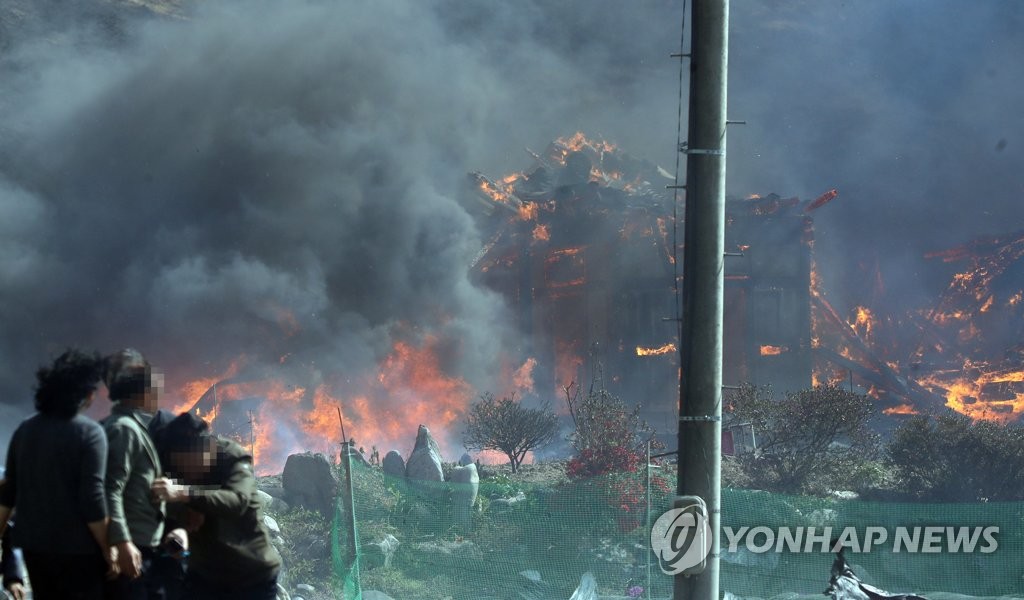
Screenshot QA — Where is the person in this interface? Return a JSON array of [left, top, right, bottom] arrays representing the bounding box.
[[0, 349, 114, 600], [102, 348, 186, 600], [151, 413, 280, 600], [0, 477, 26, 600]]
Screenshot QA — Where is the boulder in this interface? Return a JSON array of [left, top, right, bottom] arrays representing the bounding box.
[[382, 450, 406, 479], [449, 463, 479, 525], [282, 452, 337, 515], [405, 425, 444, 483], [458, 452, 474, 466], [491, 491, 527, 509], [363, 534, 400, 570], [256, 490, 274, 510], [263, 515, 281, 536], [342, 442, 372, 468], [412, 539, 483, 560]]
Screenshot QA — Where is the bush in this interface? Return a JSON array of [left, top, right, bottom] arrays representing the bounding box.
[[888, 414, 1024, 501], [564, 384, 658, 477], [727, 383, 881, 494], [561, 383, 668, 532]]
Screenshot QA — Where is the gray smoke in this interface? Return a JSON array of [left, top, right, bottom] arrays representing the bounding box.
[[2, 0, 1022, 454]]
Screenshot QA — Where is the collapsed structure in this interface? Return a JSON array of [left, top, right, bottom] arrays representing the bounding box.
[[464, 133, 1024, 427], [464, 133, 823, 426]]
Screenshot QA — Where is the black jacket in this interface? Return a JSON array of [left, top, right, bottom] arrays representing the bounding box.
[[177, 438, 281, 586]]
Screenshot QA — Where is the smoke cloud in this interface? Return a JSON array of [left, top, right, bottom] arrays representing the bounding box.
[[1, 0, 1022, 455]]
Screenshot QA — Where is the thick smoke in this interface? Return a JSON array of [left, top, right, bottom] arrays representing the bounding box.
[[2, 0, 1022, 454]]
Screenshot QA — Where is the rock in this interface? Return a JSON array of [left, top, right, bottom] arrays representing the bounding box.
[[362, 592, 397, 600], [259, 483, 286, 499], [263, 515, 281, 536], [491, 491, 527, 509], [343, 443, 371, 468], [382, 450, 406, 479], [449, 463, 479, 525], [412, 539, 483, 560], [405, 425, 444, 483], [282, 452, 338, 515], [363, 534, 400, 570], [404, 502, 434, 526], [806, 508, 838, 527], [256, 489, 273, 508], [296, 583, 315, 593], [458, 452, 474, 466], [569, 572, 597, 600]]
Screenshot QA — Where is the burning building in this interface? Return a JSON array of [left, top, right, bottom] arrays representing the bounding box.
[[172, 134, 1023, 475], [466, 133, 821, 426]]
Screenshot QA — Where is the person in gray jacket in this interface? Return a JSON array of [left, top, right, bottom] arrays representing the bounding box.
[[102, 349, 184, 600]]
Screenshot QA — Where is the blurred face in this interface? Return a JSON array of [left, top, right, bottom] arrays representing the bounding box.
[[168, 436, 217, 482], [141, 370, 164, 413]]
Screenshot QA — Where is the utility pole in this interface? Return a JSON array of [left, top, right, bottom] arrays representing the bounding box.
[[676, 0, 728, 599]]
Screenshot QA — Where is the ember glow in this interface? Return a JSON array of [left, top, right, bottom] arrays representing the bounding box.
[[759, 345, 789, 356]]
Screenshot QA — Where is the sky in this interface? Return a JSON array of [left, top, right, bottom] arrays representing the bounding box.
[[1, 0, 1022, 452]]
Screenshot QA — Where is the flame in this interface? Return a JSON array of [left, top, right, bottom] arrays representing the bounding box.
[[171, 358, 245, 415], [478, 178, 510, 203], [167, 336, 500, 475], [519, 202, 538, 221], [532, 223, 550, 242], [636, 343, 674, 357], [556, 132, 617, 156], [918, 365, 1024, 423], [882, 404, 919, 416], [759, 345, 788, 356], [512, 358, 537, 395], [848, 306, 877, 341]]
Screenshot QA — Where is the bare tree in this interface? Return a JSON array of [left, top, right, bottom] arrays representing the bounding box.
[[464, 393, 559, 474]]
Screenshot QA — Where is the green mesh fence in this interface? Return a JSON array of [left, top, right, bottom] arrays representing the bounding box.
[[330, 461, 1024, 600]]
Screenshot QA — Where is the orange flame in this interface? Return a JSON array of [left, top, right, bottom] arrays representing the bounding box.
[[848, 306, 877, 341], [918, 365, 1024, 423], [759, 345, 788, 356], [882, 404, 919, 416], [636, 343, 675, 357]]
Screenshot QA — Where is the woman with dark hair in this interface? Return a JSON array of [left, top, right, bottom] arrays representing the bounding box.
[[0, 349, 115, 600]]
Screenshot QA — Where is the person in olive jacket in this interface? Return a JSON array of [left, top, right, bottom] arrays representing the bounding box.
[[151, 413, 280, 600], [102, 348, 187, 600]]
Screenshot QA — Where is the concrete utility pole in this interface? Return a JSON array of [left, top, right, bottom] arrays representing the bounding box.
[[676, 0, 728, 599]]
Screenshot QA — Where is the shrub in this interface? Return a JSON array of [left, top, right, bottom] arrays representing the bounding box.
[[564, 383, 658, 478], [727, 383, 881, 494], [888, 414, 1024, 501]]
